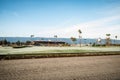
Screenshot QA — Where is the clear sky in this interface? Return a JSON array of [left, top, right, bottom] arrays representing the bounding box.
[[0, 0, 120, 39]]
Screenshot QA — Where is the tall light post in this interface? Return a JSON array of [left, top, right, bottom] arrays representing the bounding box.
[[106, 34, 111, 46], [115, 35, 117, 45], [84, 39, 87, 46], [78, 29, 82, 47], [54, 35, 57, 46]]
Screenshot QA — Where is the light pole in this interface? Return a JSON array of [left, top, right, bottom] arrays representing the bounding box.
[[115, 35, 117, 45], [84, 39, 87, 46], [54, 35, 57, 46], [106, 34, 111, 46], [78, 29, 82, 47]]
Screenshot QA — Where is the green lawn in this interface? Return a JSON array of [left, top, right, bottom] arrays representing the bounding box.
[[0, 46, 120, 60], [0, 46, 120, 55]]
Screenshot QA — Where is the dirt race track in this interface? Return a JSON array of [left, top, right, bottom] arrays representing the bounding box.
[[0, 55, 120, 80]]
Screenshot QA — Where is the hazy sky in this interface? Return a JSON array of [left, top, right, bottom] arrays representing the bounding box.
[[0, 0, 120, 39]]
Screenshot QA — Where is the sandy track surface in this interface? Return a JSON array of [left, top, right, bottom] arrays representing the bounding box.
[[0, 55, 120, 80]]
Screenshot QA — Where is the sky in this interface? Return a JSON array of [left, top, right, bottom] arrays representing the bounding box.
[[0, 0, 120, 39]]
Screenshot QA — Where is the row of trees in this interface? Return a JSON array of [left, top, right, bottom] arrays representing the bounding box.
[[0, 39, 10, 46], [0, 39, 32, 46]]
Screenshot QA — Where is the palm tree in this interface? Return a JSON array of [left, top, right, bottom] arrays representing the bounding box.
[[97, 38, 102, 46], [54, 35, 57, 39], [106, 34, 111, 46], [78, 29, 82, 47], [70, 37, 77, 45], [78, 29, 82, 34], [106, 34, 110, 37], [30, 35, 34, 38], [30, 35, 34, 42]]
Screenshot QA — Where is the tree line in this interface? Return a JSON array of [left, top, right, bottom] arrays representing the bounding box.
[[0, 39, 32, 46]]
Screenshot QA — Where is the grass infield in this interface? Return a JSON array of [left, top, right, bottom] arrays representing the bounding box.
[[0, 46, 120, 60]]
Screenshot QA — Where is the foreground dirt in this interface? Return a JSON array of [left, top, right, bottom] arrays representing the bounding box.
[[0, 55, 120, 80]]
